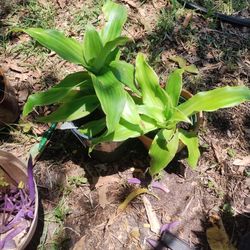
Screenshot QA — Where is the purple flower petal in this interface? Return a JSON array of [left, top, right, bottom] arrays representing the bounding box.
[[146, 238, 159, 248], [128, 178, 141, 185], [0, 222, 28, 250], [0, 157, 36, 248], [160, 221, 180, 234], [1, 239, 16, 249], [27, 156, 35, 201], [152, 181, 170, 194]]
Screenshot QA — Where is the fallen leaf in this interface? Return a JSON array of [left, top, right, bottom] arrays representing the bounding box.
[[73, 235, 85, 250], [206, 212, 236, 250], [233, 156, 250, 166], [9, 64, 25, 73], [130, 227, 140, 241], [183, 12, 193, 28], [4, 59, 28, 74], [169, 56, 187, 68], [15, 73, 30, 82], [122, 0, 137, 8], [57, 0, 67, 9], [18, 89, 29, 103], [95, 175, 120, 189], [184, 64, 199, 74], [142, 196, 161, 234], [211, 141, 226, 164], [117, 188, 148, 213], [98, 185, 109, 209]]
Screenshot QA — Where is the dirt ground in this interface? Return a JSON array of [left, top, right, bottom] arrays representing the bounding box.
[[0, 0, 250, 249]]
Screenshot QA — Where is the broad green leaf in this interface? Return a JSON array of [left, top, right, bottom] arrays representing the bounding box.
[[92, 119, 141, 144], [92, 115, 156, 144], [122, 93, 142, 126], [78, 118, 106, 138], [23, 72, 90, 116], [178, 86, 250, 117], [94, 36, 130, 71], [103, 48, 120, 68], [178, 129, 200, 168], [83, 25, 103, 65], [135, 53, 159, 105], [38, 94, 99, 122], [78, 80, 95, 94], [103, 37, 130, 55], [135, 53, 173, 117], [114, 50, 121, 61], [184, 64, 199, 74], [171, 108, 192, 124], [169, 55, 187, 68], [137, 105, 166, 126], [149, 129, 179, 176], [91, 70, 126, 132], [22, 28, 85, 65], [100, 1, 127, 44], [109, 60, 140, 95], [165, 69, 184, 106]]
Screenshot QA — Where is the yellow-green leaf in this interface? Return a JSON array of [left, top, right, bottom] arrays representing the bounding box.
[[165, 69, 184, 106], [169, 55, 187, 68], [23, 72, 90, 116], [184, 64, 199, 74], [22, 28, 85, 65], [83, 25, 103, 66], [100, 1, 128, 44], [135, 53, 173, 118], [78, 118, 106, 138], [178, 129, 200, 168], [117, 188, 149, 213], [38, 94, 99, 122], [149, 129, 179, 176], [91, 70, 126, 133], [178, 86, 250, 117]]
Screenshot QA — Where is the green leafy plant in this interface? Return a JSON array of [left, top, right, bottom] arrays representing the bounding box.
[[134, 53, 250, 176], [85, 52, 250, 176], [21, 1, 140, 138], [21, 1, 250, 178]]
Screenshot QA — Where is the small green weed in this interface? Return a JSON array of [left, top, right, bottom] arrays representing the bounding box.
[[17, 0, 56, 29], [227, 148, 236, 158], [53, 199, 69, 223], [69, 2, 102, 35], [196, 0, 250, 15], [7, 40, 49, 64], [207, 179, 224, 197], [50, 227, 70, 250], [68, 176, 87, 187], [1, 0, 56, 60], [157, 5, 184, 34], [222, 203, 234, 216]]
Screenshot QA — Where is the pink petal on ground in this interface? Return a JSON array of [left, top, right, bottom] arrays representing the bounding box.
[[127, 178, 141, 184], [160, 221, 180, 234], [152, 181, 170, 193], [146, 238, 159, 248]]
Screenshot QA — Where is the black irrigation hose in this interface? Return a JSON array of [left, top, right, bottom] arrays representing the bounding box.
[[177, 0, 250, 27]]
